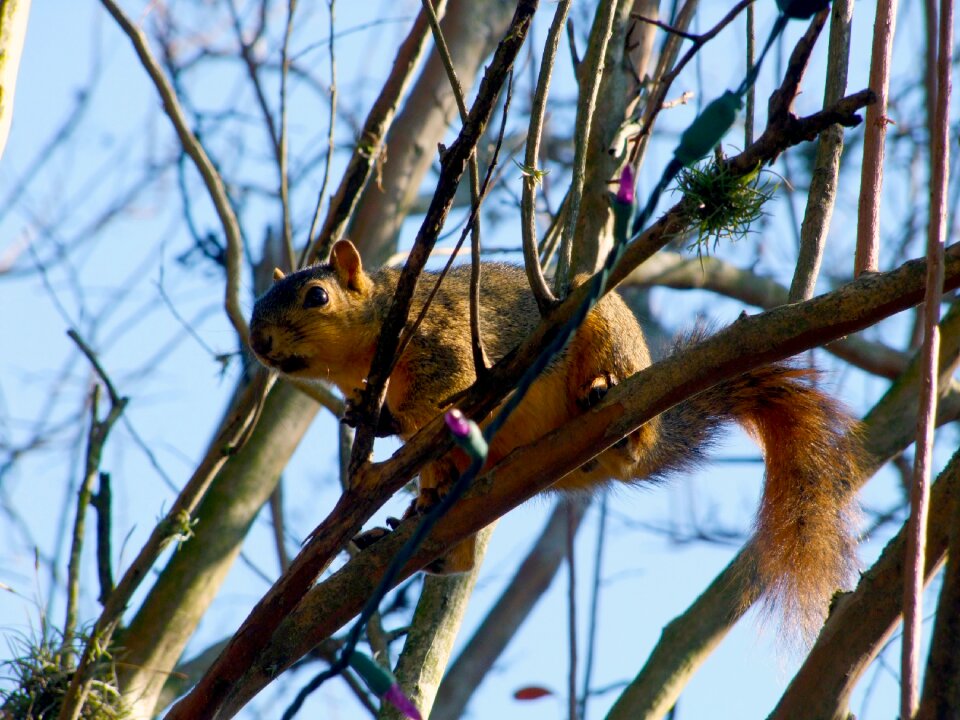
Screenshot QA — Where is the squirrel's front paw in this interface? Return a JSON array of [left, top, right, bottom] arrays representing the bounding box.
[[414, 487, 442, 514], [352, 526, 390, 550], [351, 516, 403, 551], [341, 398, 364, 429]]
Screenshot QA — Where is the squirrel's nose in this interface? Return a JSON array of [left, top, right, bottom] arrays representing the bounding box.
[[250, 327, 273, 357]]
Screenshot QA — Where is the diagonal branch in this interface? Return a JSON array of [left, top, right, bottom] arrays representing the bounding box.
[[345, 0, 538, 476], [625, 250, 908, 379], [99, 0, 248, 346], [215, 245, 960, 718], [163, 6, 539, 719], [167, 72, 874, 720]]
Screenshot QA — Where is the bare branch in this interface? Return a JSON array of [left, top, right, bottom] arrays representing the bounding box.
[[99, 0, 249, 347], [217, 247, 960, 718], [854, 0, 898, 276], [902, 0, 951, 711], [788, 0, 854, 302], [519, 0, 568, 313], [302, 1, 447, 265]]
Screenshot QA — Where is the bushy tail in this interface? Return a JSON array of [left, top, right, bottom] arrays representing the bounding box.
[[658, 362, 863, 641]]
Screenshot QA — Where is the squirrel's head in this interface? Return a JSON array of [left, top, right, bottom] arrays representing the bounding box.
[[249, 239, 377, 384]]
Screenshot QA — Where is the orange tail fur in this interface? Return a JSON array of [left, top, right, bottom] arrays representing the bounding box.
[[658, 363, 863, 640]]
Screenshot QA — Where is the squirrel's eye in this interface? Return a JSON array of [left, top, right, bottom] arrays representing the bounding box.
[[303, 286, 329, 309]]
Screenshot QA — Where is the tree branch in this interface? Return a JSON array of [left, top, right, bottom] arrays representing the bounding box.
[[216, 246, 960, 718], [167, 72, 875, 720], [625, 250, 908, 379], [431, 497, 590, 720], [99, 0, 249, 346], [163, 6, 540, 719], [604, 299, 960, 720]]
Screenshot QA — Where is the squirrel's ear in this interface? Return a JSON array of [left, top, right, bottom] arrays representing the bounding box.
[[272, 268, 286, 282], [330, 240, 369, 292]]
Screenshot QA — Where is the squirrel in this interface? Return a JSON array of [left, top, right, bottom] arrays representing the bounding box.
[[249, 239, 862, 638]]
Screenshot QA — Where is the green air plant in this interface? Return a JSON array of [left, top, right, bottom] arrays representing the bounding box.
[[0, 631, 127, 719], [674, 153, 777, 257]]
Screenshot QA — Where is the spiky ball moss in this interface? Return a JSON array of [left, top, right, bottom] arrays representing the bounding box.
[[674, 152, 777, 256], [1, 635, 126, 719]]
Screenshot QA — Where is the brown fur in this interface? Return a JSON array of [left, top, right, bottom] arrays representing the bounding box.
[[249, 240, 863, 639]]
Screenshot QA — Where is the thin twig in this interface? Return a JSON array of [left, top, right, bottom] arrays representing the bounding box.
[[225, 0, 295, 271], [301, 1, 442, 265], [344, 1, 537, 480], [902, 0, 950, 714], [854, 0, 898, 276], [304, 0, 338, 262], [390, 91, 510, 375], [554, 0, 619, 295], [100, 0, 248, 346], [278, 0, 299, 270], [61, 332, 128, 675], [579, 494, 607, 720], [520, 0, 568, 314], [420, 0, 489, 376], [566, 502, 578, 720], [62, 385, 100, 666], [631, 13, 698, 41], [629, 0, 750, 166]]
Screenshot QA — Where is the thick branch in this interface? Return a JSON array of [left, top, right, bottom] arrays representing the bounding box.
[[216, 247, 960, 717], [163, 7, 539, 719], [167, 78, 875, 720], [626, 250, 908, 379], [378, 528, 492, 720], [603, 299, 960, 720], [432, 497, 590, 720]]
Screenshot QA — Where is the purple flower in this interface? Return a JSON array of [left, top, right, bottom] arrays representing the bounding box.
[[444, 408, 471, 439], [617, 165, 635, 204], [383, 684, 422, 720]]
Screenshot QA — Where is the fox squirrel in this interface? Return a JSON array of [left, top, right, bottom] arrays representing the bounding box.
[[249, 239, 862, 637]]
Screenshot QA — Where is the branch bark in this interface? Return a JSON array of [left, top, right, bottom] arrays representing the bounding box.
[[603, 299, 960, 720], [116, 380, 317, 720], [377, 528, 492, 720], [214, 247, 960, 718], [432, 497, 590, 720], [626, 250, 908, 379], [164, 6, 540, 719], [854, 0, 899, 275], [788, 0, 854, 301], [99, 0, 248, 346]]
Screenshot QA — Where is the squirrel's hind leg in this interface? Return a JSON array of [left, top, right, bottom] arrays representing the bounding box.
[[417, 454, 481, 575], [551, 371, 662, 492]]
